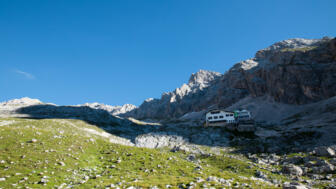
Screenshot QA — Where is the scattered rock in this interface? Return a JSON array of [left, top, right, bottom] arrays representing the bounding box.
[[187, 154, 196, 161], [255, 170, 268, 179], [195, 177, 204, 183], [312, 162, 335, 174], [283, 182, 308, 189]]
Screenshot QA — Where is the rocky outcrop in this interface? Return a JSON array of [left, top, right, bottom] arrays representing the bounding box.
[[126, 37, 336, 120], [134, 132, 188, 148]]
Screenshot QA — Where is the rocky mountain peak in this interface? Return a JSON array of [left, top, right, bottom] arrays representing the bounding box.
[[81, 102, 137, 116], [0, 97, 43, 107], [166, 70, 222, 102], [264, 38, 320, 51], [233, 58, 259, 71], [188, 69, 222, 86], [255, 37, 334, 59]]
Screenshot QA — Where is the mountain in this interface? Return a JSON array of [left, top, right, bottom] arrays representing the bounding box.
[[125, 70, 223, 119], [81, 102, 137, 116], [1, 38, 336, 189], [126, 37, 336, 120], [0, 97, 134, 126], [0, 97, 44, 115]]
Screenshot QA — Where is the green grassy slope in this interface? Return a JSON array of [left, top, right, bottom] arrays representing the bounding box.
[[0, 118, 282, 188]]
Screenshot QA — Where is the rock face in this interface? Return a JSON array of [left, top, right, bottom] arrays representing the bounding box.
[[126, 37, 336, 120], [236, 37, 336, 105], [125, 70, 222, 119]]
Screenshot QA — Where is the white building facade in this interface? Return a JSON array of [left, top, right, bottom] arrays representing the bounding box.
[[205, 110, 236, 126]]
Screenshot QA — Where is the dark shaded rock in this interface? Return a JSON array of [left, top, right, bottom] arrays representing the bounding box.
[[282, 164, 303, 176], [314, 146, 335, 157]]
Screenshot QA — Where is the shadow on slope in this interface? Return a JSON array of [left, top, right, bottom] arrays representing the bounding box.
[[16, 100, 336, 155], [14, 104, 237, 149], [15, 104, 156, 142]]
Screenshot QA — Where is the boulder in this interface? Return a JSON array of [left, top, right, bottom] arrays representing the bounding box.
[[314, 146, 335, 157], [282, 164, 303, 176], [312, 163, 335, 174]]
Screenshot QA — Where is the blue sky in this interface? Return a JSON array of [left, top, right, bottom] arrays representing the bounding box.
[[0, 0, 335, 106]]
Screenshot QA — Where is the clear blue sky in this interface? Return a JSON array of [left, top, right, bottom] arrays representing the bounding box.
[[0, 0, 335, 106]]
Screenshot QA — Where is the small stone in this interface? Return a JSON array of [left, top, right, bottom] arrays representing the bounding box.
[[0, 178, 5, 181], [22, 177, 28, 181], [30, 139, 38, 143], [187, 154, 196, 161], [255, 170, 268, 179], [206, 176, 218, 182], [195, 177, 204, 183], [58, 162, 65, 166], [93, 175, 101, 179], [108, 184, 116, 188]]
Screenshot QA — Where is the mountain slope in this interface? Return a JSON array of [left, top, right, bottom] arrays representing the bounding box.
[[126, 37, 336, 120], [0, 117, 285, 188]]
